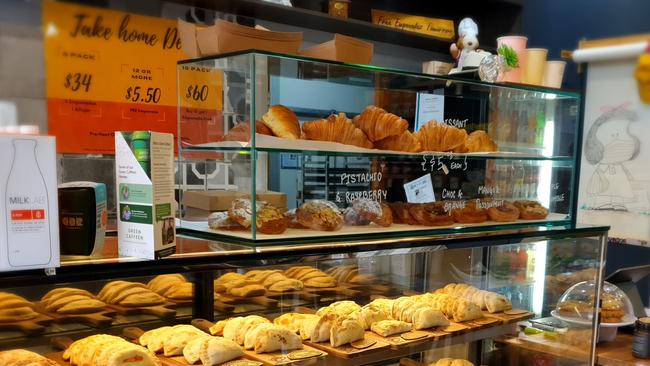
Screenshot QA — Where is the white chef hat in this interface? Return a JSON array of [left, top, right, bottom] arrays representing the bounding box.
[[458, 18, 478, 38]]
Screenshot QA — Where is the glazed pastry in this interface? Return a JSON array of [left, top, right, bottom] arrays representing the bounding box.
[[256, 204, 288, 234], [329, 315, 365, 347], [183, 336, 243, 365], [351, 198, 393, 227], [450, 201, 488, 224], [416, 120, 468, 152], [0, 349, 59, 366], [513, 200, 549, 220], [302, 112, 373, 149], [148, 274, 193, 301], [310, 313, 337, 342], [254, 325, 303, 353], [98, 281, 166, 307], [408, 203, 455, 226], [370, 319, 412, 337], [374, 130, 422, 152], [262, 105, 301, 139], [63, 334, 160, 366], [316, 300, 361, 317], [464, 130, 497, 153], [487, 202, 520, 222], [223, 121, 274, 142], [283, 208, 304, 229], [208, 212, 245, 231], [352, 105, 409, 142], [388, 202, 419, 225], [295, 200, 344, 231]]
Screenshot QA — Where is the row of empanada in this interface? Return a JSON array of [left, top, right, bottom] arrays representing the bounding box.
[[208, 315, 304, 353], [64, 334, 160, 366], [413, 292, 483, 322], [0, 292, 39, 322], [0, 349, 58, 366]]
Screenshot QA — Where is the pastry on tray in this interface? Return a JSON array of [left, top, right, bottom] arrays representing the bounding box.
[[97, 281, 166, 307], [41, 287, 106, 314], [316, 300, 360, 317], [374, 130, 422, 152], [245, 322, 274, 350], [329, 315, 365, 347], [388, 202, 419, 225], [343, 207, 371, 226], [308, 313, 337, 343], [140, 324, 208, 356], [326, 265, 376, 285], [408, 203, 455, 226], [0, 349, 59, 366], [208, 212, 246, 231], [450, 201, 488, 224], [370, 319, 412, 337], [223, 121, 274, 142], [256, 204, 288, 234], [262, 105, 301, 139], [284, 266, 337, 288], [302, 112, 373, 149], [416, 120, 468, 153], [0, 292, 38, 322], [274, 313, 320, 334], [226, 199, 287, 234], [63, 334, 160, 366], [351, 303, 390, 330], [184, 336, 243, 365], [352, 105, 409, 142], [486, 201, 520, 222], [430, 359, 474, 366], [513, 200, 549, 220], [350, 198, 393, 227], [463, 130, 497, 153], [295, 200, 344, 232], [254, 325, 303, 353], [600, 293, 625, 323], [148, 274, 193, 301]]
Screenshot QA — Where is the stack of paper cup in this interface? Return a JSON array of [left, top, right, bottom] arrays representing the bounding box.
[[523, 48, 548, 85], [496, 36, 528, 82], [542, 61, 566, 88]]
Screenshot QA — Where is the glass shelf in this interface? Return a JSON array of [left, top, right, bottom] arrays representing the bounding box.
[[177, 50, 581, 242]]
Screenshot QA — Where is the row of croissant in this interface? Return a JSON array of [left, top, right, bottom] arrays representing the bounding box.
[[224, 105, 498, 153]]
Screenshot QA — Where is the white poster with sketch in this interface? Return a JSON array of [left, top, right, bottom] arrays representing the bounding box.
[[577, 53, 650, 243]]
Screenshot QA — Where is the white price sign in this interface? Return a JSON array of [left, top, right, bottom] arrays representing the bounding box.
[[403, 174, 436, 203]]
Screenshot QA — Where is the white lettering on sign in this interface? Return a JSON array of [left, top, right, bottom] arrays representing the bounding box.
[[444, 118, 468, 128], [336, 190, 388, 203], [340, 172, 383, 184], [478, 185, 500, 195]]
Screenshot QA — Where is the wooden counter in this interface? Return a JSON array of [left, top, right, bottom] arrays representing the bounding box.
[[597, 334, 650, 366]]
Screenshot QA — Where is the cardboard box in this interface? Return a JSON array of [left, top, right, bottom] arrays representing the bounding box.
[[183, 190, 288, 212], [300, 34, 374, 64], [115, 131, 175, 260], [179, 19, 303, 58], [0, 135, 60, 271], [423, 61, 453, 75]]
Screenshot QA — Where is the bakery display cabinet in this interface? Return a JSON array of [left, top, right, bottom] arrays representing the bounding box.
[[177, 51, 581, 242], [0, 226, 607, 365]]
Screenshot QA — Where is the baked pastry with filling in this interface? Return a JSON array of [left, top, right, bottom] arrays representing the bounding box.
[[329, 315, 364, 347], [254, 325, 303, 353], [223, 121, 274, 142], [486, 202, 520, 222], [262, 105, 301, 139], [0, 349, 59, 366], [351, 198, 393, 227], [295, 200, 344, 231], [370, 319, 412, 337], [513, 200, 549, 220], [352, 105, 409, 142], [408, 203, 455, 226], [374, 130, 421, 152], [416, 120, 468, 152], [450, 201, 488, 224], [464, 130, 497, 152]]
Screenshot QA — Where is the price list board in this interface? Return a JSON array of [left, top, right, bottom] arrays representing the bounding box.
[[43, 1, 223, 154]]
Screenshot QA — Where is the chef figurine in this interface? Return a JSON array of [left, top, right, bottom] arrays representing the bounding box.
[[450, 18, 480, 68]]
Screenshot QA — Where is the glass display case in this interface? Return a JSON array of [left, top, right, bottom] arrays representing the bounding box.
[[176, 51, 580, 242], [0, 227, 607, 365]]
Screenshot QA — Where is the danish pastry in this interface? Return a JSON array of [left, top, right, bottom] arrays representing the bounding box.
[[408, 203, 455, 226], [514, 200, 549, 220], [261, 105, 301, 139], [487, 202, 520, 222], [256, 204, 288, 234], [208, 212, 245, 231], [450, 201, 488, 224], [374, 130, 422, 152], [464, 130, 497, 153], [296, 200, 344, 231], [228, 198, 258, 229], [388, 202, 419, 225], [352, 105, 409, 142], [302, 113, 373, 149], [351, 199, 393, 227], [344, 207, 371, 226], [416, 120, 468, 152]]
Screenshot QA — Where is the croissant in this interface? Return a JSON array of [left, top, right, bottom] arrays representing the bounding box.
[[223, 121, 274, 142], [302, 113, 373, 149], [464, 130, 498, 152], [416, 120, 468, 152], [374, 130, 422, 152], [352, 105, 409, 141]]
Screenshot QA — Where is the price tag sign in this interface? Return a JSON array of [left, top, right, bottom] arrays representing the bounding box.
[[43, 1, 213, 153], [178, 65, 224, 147], [404, 174, 436, 203]]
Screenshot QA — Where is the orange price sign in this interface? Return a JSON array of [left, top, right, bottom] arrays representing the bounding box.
[[178, 64, 224, 148]]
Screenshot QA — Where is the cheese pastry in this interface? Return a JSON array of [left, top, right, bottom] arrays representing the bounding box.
[[329, 315, 364, 347], [254, 325, 303, 354], [371, 319, 412, 337]]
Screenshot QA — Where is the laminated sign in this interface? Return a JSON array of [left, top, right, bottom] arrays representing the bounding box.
[[42, 1, 223, 153]]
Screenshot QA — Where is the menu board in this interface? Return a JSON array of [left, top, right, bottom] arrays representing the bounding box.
[[43, 1, 222, 153]]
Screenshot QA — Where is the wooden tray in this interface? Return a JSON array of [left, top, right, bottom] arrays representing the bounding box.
[[0, 312, 53, 335], [365, 330, 434, 350], [483, 309, 534, 324], [107, 302, 177, 319], [33, 302, 116, 328], [215, 300, 237, 313], [192, 319, 327, 366], [305, 334, 390, 358], [216, 293, 279, 308]]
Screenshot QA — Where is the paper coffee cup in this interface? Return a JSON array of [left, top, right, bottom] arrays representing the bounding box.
[[542, 61, 566, 88], [523, 48, 548, 85]]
